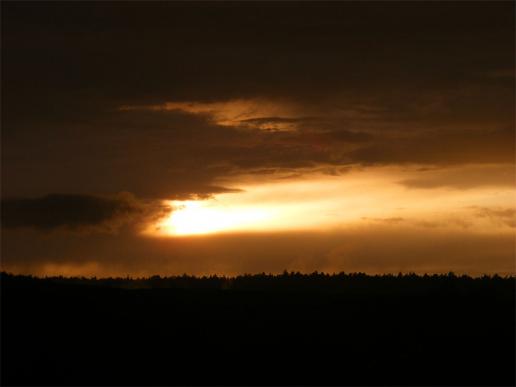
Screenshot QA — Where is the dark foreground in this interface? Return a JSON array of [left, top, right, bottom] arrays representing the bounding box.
[[1, 272, 514, 386]]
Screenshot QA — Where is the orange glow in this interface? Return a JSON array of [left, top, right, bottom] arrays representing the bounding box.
[[144, 165, 516, 237], [156, 200, 272, 236], [119, 99, 300, 131]]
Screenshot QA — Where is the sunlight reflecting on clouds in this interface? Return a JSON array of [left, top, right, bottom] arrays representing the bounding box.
[[145, 165, 516, 237]]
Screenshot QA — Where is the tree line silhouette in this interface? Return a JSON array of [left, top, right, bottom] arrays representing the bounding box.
[[2, 270, 512, 292], [1, 271, 514, 386]]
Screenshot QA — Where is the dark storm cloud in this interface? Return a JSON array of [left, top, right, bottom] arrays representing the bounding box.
[[1, 193, 166, 233], [2, 109, 251, 198], [4, 1, 513, 103], [3, 1, 513, 108], [3, 103, 513, 200], [1, 106, 376, 198], [2, 1, 514, 199]]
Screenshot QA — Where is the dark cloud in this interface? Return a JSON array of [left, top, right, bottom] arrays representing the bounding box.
[[486, 68, 515, 79], [1, 193, 167, 233], [2, 109, 248, 198], [2, 2, 514, 199], [1, 107, 371, 198], [348, 127, 515, 166], [3, 2, 513, 104], [4, 104, 513, 200]]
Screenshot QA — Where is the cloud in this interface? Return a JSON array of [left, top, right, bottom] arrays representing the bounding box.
[[323, 228, 515, 275], [119, 100, 301, 130], [324, 130, 372, 143], [3, 1, 514, 200], [348, 127, 515, 166], [361, 217, 405, 224], [471, 207, 516, 228], [239, 117, 315, 125], [398, 164, 515, 189], [238, 116, 317, 132], [1, 193, 168, 233], [2, 227, 514, 277], [486, 68, 515, 79], [361, 216, 474, 230]]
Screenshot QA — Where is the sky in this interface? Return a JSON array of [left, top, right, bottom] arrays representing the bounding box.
[[1, 1, 515, 277]]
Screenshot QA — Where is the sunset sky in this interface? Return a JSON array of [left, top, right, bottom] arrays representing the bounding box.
[[1, 1, 514, 277]]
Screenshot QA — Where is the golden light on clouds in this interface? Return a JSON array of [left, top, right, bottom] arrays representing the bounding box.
[[119, 99, 301, 131], [145, 165, 516, 237]]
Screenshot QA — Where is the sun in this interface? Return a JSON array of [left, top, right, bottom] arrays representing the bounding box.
[[156, 200, 271, 236]]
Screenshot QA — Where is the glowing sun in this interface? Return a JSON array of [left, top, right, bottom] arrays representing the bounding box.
[[156, 200, 271, 236], [143, 167, 516, 238]]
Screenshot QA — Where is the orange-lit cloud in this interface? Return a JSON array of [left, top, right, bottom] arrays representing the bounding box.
[[119, 99, 302, 131], [143, 165, 515, 237]]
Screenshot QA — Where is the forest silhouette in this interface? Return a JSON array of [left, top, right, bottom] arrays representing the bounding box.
[[1, 271, 514, 385]]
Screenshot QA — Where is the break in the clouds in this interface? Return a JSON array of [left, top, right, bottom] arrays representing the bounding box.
[[1, 1, 514, 276]]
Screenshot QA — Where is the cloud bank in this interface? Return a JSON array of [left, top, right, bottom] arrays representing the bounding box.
[[1, 193, 167, 233]]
